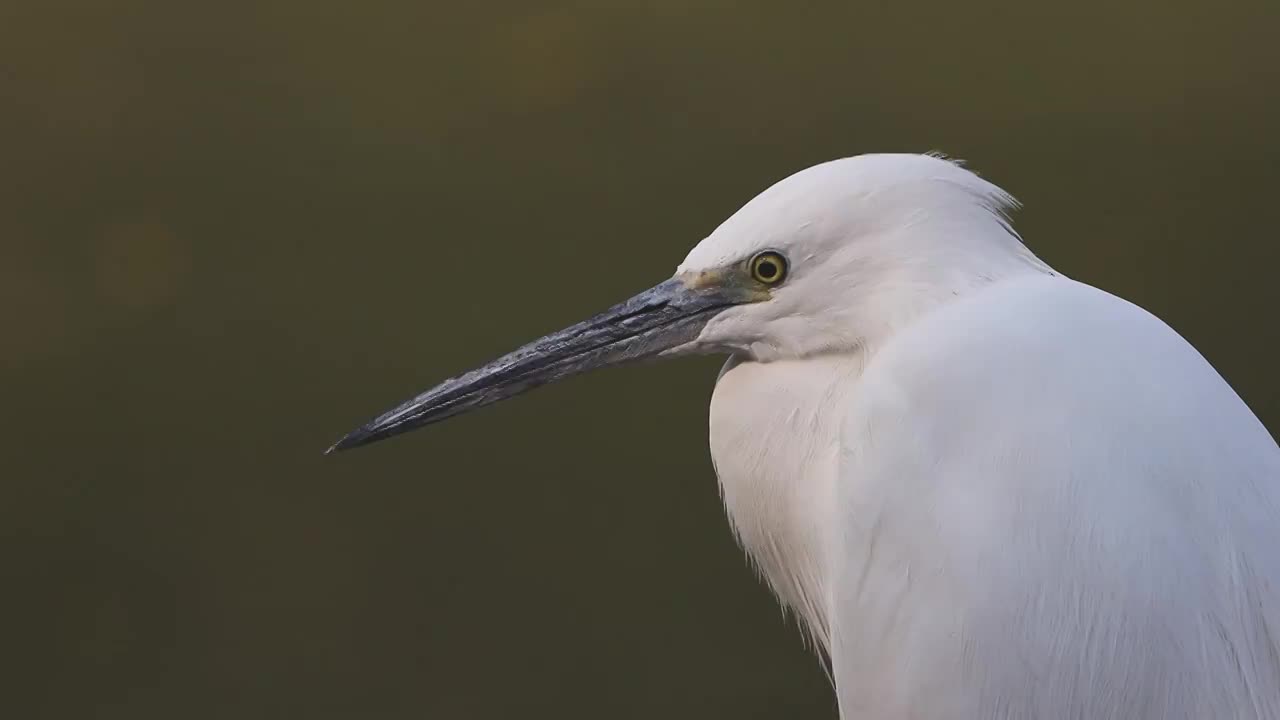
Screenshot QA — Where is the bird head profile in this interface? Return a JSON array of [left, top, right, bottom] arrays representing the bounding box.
[[328, 153, 1051, 452]]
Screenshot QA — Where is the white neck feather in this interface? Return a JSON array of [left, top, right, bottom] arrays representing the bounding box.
[[708, 232, 1053, 656]]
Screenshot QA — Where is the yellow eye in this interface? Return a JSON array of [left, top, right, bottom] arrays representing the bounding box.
[[749, 251, 788, 285]]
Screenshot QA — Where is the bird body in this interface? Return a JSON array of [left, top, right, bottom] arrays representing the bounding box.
[[716, 273, 1280, 718], [334, 153, 1280, 718]]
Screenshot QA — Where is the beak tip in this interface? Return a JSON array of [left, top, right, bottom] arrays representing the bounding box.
[[325, 428, 372, 455]]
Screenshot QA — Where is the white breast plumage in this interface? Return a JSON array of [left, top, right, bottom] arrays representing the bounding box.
[[709, 353, 862, 650]]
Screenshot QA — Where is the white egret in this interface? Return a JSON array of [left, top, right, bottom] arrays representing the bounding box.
[[331, 153, 1280, 718]]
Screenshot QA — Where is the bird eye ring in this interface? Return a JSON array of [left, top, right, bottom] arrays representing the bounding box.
[[749, 251, 788, 286]]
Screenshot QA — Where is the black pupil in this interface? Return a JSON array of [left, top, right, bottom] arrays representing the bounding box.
[[757, 260, 778, 280]]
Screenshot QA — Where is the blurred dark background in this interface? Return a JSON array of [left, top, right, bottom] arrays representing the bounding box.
[[4, 1, 1278, 717]]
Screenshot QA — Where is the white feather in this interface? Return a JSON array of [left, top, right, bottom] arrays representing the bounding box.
[[691, 154, 1280, 718]]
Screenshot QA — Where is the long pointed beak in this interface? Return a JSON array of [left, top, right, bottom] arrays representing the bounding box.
[[327, 277, 741, 453]]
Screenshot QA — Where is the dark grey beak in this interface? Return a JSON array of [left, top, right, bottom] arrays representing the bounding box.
[[327, 277, 741, 453]]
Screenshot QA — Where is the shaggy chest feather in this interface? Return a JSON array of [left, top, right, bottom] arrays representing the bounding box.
[[708, 354, 859, 648]]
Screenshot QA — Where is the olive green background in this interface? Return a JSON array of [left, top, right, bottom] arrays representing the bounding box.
[[4, 1, 1279, 717]]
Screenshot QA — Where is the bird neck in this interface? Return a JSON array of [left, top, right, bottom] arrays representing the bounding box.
[[708, 240, 1053, 653]]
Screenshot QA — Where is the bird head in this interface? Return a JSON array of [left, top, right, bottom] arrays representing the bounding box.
[[329, 153, 1049, 452]]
